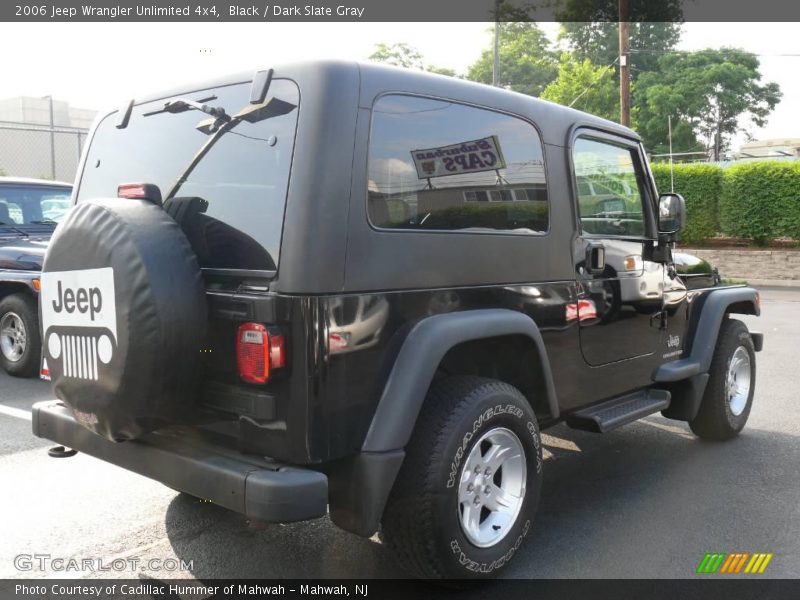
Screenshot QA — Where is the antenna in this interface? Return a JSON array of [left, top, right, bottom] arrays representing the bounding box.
[[668, 115, 674, 193]]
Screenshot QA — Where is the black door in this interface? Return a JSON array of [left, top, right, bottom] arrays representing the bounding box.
[[571, 132, 664, 366]]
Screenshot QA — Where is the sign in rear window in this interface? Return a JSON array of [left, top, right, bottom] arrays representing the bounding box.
[[411, 136, 507, 179]]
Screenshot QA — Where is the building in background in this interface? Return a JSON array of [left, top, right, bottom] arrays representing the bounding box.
[[0, 96, 97, 182], [736, 138, 800, 160]]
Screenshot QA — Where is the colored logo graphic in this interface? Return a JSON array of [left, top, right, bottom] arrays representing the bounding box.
[[697, 552, 773, 574]]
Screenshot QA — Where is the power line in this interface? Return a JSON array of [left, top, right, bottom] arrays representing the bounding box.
[[628, 49, 800, 57], [566, 56, 621, 110]]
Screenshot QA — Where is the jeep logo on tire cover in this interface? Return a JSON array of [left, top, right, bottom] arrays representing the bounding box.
[[40, 267, 117, 381]]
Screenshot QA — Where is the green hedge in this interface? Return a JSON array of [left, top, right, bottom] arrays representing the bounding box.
[[651, 163, 723, 244], [720, 162, 800, 245]]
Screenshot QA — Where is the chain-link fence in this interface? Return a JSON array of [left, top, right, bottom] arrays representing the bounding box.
[[0, 121, 89, 183]]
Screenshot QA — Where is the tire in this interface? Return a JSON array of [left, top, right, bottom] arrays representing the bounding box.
[[41, 198, 207, 441], [0, 293, 41, 377], [689, 318, 756, 441], [381, 376, 543, 579]]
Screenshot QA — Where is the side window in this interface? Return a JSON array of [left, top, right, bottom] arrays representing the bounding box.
[[573, 137, 647, 237], [368, 95, 548, 233]]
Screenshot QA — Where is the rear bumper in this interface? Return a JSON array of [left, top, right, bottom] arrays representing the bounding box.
[[32, 400, 328, 523]]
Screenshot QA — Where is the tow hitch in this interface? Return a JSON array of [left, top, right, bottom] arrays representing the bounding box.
[[48, 445, 78, 458]]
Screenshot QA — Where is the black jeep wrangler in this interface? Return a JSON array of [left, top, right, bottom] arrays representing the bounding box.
[[33, 61, 762, 579]]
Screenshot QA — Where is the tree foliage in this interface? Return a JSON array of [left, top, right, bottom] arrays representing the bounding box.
[[541, 55, 618, 121], [636, 48, 782, 158], [559, 21, 682, 78], [557, 0, 683, 79], [368, 42, 455, 76], [369, 43, 425, 69], [465, 22, 558, 97]]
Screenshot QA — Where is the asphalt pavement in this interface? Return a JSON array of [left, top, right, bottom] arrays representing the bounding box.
[[0, 287, 798, 580]]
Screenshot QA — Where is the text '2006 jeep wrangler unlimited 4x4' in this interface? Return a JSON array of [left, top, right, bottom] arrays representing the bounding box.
[[33, 61, 763, 579]]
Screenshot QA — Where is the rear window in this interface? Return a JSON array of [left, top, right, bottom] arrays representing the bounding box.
[[77, 79, 300, 273], [367, 94, 548, 234]]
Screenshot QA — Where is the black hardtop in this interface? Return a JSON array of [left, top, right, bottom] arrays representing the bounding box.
[[84, 60, 642, 295], [126, 60, 639, 146]]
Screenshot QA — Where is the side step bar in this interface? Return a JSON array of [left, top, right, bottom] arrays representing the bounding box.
[[566, 389, 671, 433]]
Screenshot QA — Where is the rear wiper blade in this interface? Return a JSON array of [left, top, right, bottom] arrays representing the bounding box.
[[144, 96, 231, 133], [142, 95, 218, 117], [164, 96, 297, 200], [29, 219, 59, 225]]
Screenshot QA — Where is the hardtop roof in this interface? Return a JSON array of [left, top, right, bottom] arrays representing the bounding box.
[[111, 60, 639, 147]]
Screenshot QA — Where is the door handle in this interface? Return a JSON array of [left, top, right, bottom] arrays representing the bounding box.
[[586, 242, 606, 275]]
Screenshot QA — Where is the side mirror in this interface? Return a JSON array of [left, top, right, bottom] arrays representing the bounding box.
[[658, 193, 686, 235]]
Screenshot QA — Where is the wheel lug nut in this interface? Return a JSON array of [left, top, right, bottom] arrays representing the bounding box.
[[484, 486, 491, 495], [466, 483, 473, 493], [473, 496, 481, 506], [484, 468, 492, 477], [474, 466, 482, 475]]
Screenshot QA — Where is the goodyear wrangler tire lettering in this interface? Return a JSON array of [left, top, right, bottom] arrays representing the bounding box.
[[450, 520, 531, 574], [41, 197, 207, 442], [381, 376, 544, 579]]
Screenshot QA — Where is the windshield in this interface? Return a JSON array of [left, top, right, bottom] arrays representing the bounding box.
[[76, 79, 300, 273], [0, 185, 72, 226]]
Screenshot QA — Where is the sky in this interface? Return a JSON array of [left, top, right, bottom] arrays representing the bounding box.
[[1, 22, 797, 151]]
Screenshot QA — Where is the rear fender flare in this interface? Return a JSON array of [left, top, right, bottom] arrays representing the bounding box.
[[361, 308, 558, 453]]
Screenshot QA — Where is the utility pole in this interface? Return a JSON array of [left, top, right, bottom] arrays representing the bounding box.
[[618, 0, 630, 127], [42, 95, 56, 179], [492, 0, 503, 87]]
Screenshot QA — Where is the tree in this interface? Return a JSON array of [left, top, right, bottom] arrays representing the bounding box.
[[465, 22, 558, 97], [636, 48, 782, 159], [426, 65, 457, 77], [541, 55, 619, 121], [368, 43, 455, 76], [556, 0, 683, 80], [559, 21, 682, 79], [369, 43, 425, 70]]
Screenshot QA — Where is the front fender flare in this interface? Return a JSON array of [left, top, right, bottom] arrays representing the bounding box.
[[655, 286, 761, 383]]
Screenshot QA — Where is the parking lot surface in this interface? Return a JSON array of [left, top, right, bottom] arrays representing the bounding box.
[[1, 288, 798, 580]]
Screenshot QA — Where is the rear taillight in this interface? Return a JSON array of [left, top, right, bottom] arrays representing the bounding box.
[[236, 323, 286, 384]]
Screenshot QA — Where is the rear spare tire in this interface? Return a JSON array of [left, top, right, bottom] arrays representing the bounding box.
[[40, 197, 207, 441]]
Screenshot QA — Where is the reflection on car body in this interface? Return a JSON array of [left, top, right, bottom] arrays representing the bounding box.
[[328, 295, 390, 354]]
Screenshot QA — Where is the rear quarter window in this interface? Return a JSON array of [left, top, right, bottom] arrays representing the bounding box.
[[367, 95, 549, 234]]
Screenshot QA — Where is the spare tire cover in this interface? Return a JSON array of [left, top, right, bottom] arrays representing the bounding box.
[[40, 197, 207, 441]]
